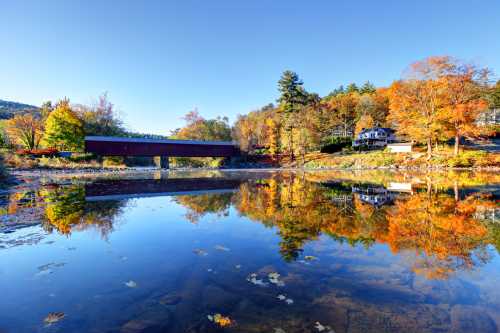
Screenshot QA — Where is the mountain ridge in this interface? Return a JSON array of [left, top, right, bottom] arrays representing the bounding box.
[[0, 99, 40, 119]]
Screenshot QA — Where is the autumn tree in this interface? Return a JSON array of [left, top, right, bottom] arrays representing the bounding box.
[[354, 114, 375, 136], [75, 92, 125, 136], [438, 58, 491, 155], [265, 117, 280, 155], [232, 104, 279, 154], [388, 68, 448, 158], [5, 114, 43, 150], [40, 101, 53, 121], [174, 109, 231, 142], [325, 91, 359, 137], [277, 71, 308, 159], [42, 99, 85, 151], [389, 56, 491, 157]]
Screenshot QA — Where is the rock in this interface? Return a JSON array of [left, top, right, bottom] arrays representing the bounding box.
[[159, 292, 182, 305], [120, 308, 172, 333], [202, 285, 240, 309]]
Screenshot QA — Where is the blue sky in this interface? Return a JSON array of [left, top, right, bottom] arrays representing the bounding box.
[[1, 0, 499, 135]]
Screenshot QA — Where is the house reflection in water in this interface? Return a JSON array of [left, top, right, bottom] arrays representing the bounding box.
[[351, 182, 413, 207]]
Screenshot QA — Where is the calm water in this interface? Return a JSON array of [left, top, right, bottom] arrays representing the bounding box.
[[0, 170, 499, 333]]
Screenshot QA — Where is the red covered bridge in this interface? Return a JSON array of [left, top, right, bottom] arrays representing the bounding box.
[[84, 136, 240, 168]]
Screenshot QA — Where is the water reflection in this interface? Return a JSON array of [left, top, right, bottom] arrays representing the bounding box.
[[0, 171, 499, 332], [2, 172, 499, 276]]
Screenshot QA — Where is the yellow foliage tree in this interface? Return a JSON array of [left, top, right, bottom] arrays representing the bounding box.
[[42, 99, 84, 151]]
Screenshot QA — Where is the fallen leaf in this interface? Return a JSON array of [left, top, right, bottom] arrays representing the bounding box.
[[247, 273, 268, 286], [315, 321, 335, 332], [214, 314, 232, 327], [193, 249, 208, 256], [44, 312, 65, 325], [214, 245, 230, 252], [268, 272, 285, 286], [125, 280, 137, 288]]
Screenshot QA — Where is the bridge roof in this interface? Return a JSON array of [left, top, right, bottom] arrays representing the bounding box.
[[85, 136, 237, 146]]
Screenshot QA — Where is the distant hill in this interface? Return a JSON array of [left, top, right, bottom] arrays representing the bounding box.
[[0, 99, 40, 119]]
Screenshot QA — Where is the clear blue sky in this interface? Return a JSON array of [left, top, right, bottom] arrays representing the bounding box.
[[1, 0, 499, 135]]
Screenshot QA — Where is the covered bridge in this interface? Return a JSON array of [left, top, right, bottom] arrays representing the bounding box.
[[84, 136, 240, 168]]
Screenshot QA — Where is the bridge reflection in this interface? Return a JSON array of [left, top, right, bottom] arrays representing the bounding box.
[[85, 178, 242, 201]]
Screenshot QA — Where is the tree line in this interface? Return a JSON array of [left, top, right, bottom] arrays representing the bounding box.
[[233, 56, 499, 159], [1, 56, 498, 161], [0, 93, 127, 153]]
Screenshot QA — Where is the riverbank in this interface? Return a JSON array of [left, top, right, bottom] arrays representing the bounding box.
[[299, 150, 500, 169], [0, 147, 498, 187]]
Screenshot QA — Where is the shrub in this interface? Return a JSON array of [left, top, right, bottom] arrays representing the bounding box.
[[320, 137, 352, 153], [15, 148, 59, 157], [102, 156, 125, 168]]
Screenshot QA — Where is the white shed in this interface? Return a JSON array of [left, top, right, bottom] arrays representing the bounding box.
[[387, 143, 412, 153]]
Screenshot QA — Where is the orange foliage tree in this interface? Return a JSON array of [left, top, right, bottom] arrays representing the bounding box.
[[438, 58, 491, 155], [388, 73, 448, 158], [5, 114, 44, 150], [388, 56, 491, 157]]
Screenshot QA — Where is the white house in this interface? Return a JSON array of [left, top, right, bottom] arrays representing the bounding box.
[[352, 127, 397, 149]]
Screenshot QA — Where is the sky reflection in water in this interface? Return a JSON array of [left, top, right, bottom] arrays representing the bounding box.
[[0, 170, 499, 333]]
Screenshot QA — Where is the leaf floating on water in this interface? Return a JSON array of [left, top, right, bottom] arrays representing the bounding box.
[[235, 264, 242, 269], [214, 245, 230, 252], [315, 321, 335, 332], [125, 280, 137, 288], [297, 260, 311, 266], [268, 272, 285, 286], [276, 294, 293, 304], [304, 255, 318, 261], [246, 273, 268, 287], [44, 312, 65, 326], [208, 313, 233, 327], [193, 249, 208, 256]]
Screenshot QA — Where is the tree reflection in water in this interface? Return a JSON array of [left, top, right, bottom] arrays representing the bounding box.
[[176, 173, 500, 278], [2, 173, 498, 279], [1, 184, 125, 240]]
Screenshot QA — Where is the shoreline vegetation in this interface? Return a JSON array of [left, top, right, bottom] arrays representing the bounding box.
[[0, 56, 499, 181]]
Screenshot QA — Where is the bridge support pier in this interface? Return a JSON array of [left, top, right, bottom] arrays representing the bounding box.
[[155, 156, 169, 169]]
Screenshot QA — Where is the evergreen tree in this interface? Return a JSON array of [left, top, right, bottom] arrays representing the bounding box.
[[360, 81, 376, 94], [346, 83, 359, 93], [277, 70, 308, 159]]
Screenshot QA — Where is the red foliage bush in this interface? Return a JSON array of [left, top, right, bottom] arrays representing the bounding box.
[[15, 148, 60, 157]]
